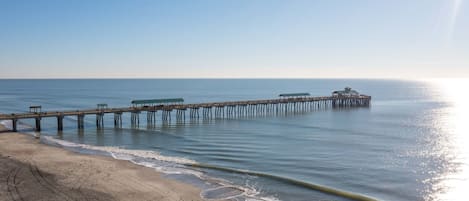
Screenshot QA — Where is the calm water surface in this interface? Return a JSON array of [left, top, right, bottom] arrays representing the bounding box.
[[1, 79, 468, 201]]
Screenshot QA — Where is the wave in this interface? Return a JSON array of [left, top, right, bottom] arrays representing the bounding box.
[[190, 163, 378, 201], [0, 120, 37, 137], [7, 121, 377, 201], [0, 120, 8, 129], [41, 136, 279, 201], [43, 136, 197, 164]]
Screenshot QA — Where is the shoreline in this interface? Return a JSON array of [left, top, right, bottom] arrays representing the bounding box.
[[0, 125, 203, 201]]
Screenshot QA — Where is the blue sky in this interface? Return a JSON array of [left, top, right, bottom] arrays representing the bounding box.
[[0, 0, 468, 78]]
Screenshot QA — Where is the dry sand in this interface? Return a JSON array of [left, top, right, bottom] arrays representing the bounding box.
[[0, 125, 203, 201]]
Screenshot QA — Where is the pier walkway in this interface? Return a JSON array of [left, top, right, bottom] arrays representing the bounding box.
[[0, 95, 371, 132]]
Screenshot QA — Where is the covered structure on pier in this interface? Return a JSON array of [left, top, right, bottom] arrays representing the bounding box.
[[279, 93, 311, 98], [29, 105, 42, 113], [97, 103, 108, 110], [332, 87, 360, 97], [131, 98, 184, 107]]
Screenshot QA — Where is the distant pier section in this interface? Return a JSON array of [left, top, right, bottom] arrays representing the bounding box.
[[0, 88, 371, 132]]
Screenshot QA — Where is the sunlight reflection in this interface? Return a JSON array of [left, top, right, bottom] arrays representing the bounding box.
[[430, 78, 469, 201]]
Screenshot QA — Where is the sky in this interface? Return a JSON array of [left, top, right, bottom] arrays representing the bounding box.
[[0, 0, 468, 79]]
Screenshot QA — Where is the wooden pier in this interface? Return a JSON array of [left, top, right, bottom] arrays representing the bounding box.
[[0, 94, 371, 132]]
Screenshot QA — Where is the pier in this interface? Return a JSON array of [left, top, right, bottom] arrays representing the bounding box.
[[0, 91, 371, 132]]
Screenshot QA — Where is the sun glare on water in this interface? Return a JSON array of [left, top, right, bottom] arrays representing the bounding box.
[[429, 78, 469, 201]]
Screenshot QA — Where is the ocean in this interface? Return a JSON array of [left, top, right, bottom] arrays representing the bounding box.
[[1, 79, 467, 201]]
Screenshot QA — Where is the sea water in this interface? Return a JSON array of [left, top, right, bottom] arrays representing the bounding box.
[[1, 79, 468, 201]]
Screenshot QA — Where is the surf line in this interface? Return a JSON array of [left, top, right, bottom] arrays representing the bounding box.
[[189, 163, 378, 201]]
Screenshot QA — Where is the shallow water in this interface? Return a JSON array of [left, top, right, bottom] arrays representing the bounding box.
[[1, 79, 468, 200]]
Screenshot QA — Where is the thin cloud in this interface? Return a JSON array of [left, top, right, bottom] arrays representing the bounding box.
[[447, 0, 463, 45]]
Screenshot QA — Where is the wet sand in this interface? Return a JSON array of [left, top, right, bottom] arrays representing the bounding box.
[[0, 125, 203, 201]]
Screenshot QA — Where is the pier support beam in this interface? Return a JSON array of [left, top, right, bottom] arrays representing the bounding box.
[[214, 106, 224, 119], [146, 111, 156, 125], [35, 117, 41, 132], [176, 109, 186, 122], [96, 113, 104, 129], [131, 112, 140, 127], [202, 107, 212, 119], [57, 115, 64, 131], [114, 112, 122, 127], [162, 110, 172, 122], [77, 114, 85, 129], [190, 108, 200, 119], [12, 119, 17, 132]]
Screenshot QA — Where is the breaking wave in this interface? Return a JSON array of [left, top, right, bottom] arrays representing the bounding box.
[[41, 136, 280, 201]]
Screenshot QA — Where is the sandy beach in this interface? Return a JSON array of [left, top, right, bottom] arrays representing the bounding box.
[[0, 125, 203, 201]]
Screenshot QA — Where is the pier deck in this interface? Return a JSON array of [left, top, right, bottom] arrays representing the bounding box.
[[0, 95, 371, 132]]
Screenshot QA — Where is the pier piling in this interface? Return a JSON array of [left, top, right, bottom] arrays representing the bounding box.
[[57, 115, 64, 131], [131, 112, 140, 127], [146, 111, 156, 125], [114, 112, 123, 127], [96, 113, 104, 129], [12, 119, 17, 132], [35, 117, 41, 132], [77, 114, 85, 129]]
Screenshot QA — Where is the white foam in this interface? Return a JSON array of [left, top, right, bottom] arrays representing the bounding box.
[[42, 136, 196, 164], [1, 120, 13, 130], [199, 175, 281, 201], [0, 120, 8, 128], [41, 136, 281, 201], [1, 120, 38, 138], [1, 119, 35, 130]]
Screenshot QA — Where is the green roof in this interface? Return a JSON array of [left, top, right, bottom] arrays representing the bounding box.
[[279, 93, 310, 97], [131, 98, 184, 105], [97, 104, 108, 110]]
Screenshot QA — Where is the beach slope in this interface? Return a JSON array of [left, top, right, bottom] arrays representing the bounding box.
[[0, 129, 202, 201]]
